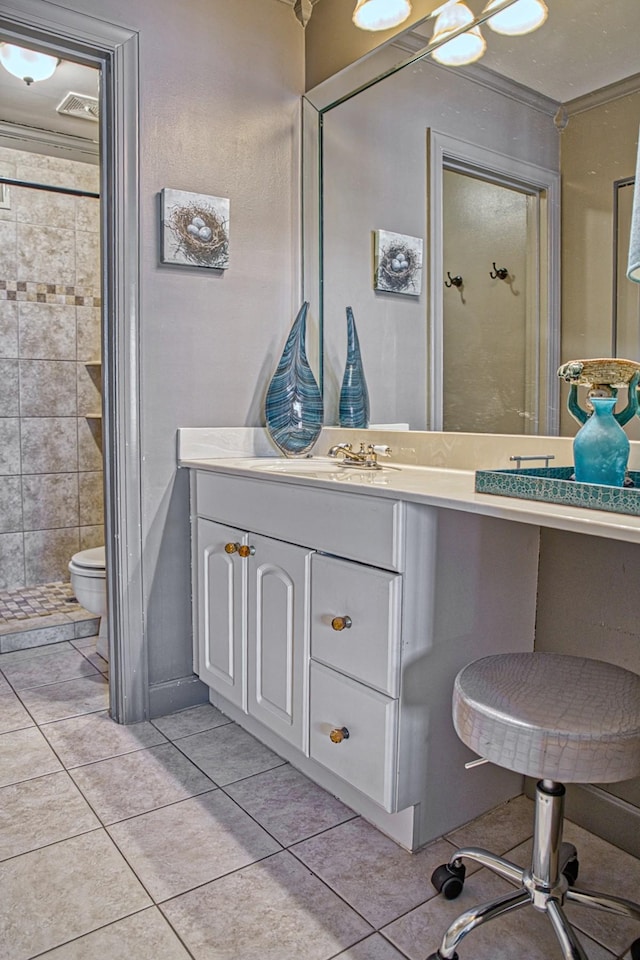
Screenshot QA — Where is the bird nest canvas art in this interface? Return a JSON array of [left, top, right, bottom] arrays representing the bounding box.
[[374, 229, 423, 296], [161, 188, 230, 268]]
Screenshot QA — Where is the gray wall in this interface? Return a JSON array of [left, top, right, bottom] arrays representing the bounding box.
[[0, 148, 103, 589], [40, 0, 304, 702]]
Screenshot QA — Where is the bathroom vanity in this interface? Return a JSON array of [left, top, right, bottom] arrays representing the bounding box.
[[176, 426, 640, 852]]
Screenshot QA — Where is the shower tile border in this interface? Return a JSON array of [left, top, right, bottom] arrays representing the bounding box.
[[0, 280, 100, 307]]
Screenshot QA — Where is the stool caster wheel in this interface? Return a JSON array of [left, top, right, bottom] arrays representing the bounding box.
[[431, 861, 466, 899], [630, 938, 640, 960], [562, 856, 579, 886]]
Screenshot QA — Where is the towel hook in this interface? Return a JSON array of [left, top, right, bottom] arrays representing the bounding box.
[[445, 271, 463, 288], [490, 262, 509, 280]]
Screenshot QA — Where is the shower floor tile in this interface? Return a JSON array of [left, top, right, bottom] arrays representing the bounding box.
[[0, 581, 98, 653]]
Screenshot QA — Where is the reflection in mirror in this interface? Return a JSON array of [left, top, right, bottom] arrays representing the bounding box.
[[303, 0, 640, 437]]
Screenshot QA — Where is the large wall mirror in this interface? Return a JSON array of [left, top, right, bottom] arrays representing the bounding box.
[[302, 0, 640, 437]]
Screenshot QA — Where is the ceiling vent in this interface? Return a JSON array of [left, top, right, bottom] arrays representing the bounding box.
[[56, 92, 99, 122]]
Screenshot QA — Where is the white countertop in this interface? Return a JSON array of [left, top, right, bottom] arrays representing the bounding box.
[[179, 454, 640, 545]]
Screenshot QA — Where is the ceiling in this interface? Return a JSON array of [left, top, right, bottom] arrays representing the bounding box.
[[0, 0, 637, 154], [406, 0, 640, 104], [0, 48, 99, 149]]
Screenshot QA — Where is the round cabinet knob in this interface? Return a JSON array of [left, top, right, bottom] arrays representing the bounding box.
[[329, 726, 350, 744], [331, 615, 352, 631], [238, 544, 256, 558], [224, 542, 240, 554]]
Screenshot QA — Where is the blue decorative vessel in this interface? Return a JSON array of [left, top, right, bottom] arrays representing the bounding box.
[[339, 307, 369, 429], [265, 301, 323, 456], [573, 396, 630, 487]]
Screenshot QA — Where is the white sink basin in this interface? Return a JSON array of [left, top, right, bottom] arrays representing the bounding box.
[[245, 457, 395, 479]]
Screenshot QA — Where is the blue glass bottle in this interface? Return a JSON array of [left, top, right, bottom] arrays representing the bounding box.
[[573, 397, 629, 487], [339, 307, 370, 429], [264, 301, 323, 457]]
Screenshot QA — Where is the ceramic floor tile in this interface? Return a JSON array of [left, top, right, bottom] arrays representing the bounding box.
[[108, 790, 282, 901], [41, 709, 167, 767], [175, 721, 286, 785], [505, 820, 640, 956], [160, 849, 373, 960], [0, 672, 10, 695], [292, 818, 461, 929], [382, 867, 615, 960], [69, 741, 216, 824], [36, 907, 192, 959], [0, 690, 35, 734], [332, 934, 411, 959], [445, 792, 535, 855], [80, 649, 108, 674], [151, 702, 232, 740], [0, 725, 62, 787], [225, 762, 357, 846], [0, 648, 100, 690], [0, 770, 100, 859], [0, 640, 73, 665], [0, 830, 152, 960], [17, 673, 109, 723]]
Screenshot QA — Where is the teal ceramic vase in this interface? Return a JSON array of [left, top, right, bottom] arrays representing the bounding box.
[[265, 301, 323, 456], [339, 307, 370, 429], [573, 397, 629, 487]]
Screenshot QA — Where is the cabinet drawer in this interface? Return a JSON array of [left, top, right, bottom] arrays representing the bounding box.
[[309, 661, 399, 812], [194, 470, 404, 571], [311, 554, 402, 696]]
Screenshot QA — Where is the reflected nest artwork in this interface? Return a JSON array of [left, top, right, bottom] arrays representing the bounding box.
[[374, 229, 423, 296], [161, 188, 230, 268]]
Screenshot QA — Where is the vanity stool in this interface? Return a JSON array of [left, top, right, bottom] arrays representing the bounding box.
[[427, 652, 640, 960]]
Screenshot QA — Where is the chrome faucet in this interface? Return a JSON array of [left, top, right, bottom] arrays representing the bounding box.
[[327, 442, 392, 469]]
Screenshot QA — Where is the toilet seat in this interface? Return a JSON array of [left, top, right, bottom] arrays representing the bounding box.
[[69, 546, 106, 579]]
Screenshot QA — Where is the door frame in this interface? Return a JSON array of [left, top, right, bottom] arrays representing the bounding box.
[[428, 129, 561, 435], [0, 0, 145, 722]]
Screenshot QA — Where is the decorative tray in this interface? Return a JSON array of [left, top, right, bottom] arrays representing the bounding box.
[[474, 466, 640, 517]]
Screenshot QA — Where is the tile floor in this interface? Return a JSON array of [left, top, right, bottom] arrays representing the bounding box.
[[1, 638, 639, 959]]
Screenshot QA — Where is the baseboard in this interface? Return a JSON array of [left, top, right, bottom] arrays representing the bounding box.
[[525, 778, 640, 859], [148, 674, 209, 719]]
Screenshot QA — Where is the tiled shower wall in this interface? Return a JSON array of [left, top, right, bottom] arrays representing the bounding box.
[[0, 147, 103, 590]]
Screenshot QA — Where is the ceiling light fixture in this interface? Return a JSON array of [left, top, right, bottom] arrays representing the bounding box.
[[352, 0, 412, 32], [430, 2, 486, 67], [483, 0, 548, 35], [0, 43, 58, 85]]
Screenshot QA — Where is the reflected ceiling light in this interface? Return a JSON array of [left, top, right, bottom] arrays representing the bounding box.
[[0, 43, 58, 85], [430, 2, 486, 66], [483, 0, 548, 35], [352, 0, 412, 32]]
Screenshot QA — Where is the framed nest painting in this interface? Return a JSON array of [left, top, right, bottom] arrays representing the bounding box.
[[374, 229, 423, 296], [161, 188, 230, 268]]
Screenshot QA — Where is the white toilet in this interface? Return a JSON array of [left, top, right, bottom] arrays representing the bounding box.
[[69, 546, 108, 660]]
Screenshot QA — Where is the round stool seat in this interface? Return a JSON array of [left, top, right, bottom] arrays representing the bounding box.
[[453, 652, 640, 783]]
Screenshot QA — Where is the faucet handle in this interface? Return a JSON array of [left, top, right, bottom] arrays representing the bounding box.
[[371, 444, 392, 457]]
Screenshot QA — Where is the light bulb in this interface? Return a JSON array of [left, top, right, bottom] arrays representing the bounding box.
[[431, 2, 486, 66], [483, 0, 548, 36], [0, 43, 58, 85], [352, 0, 412, 32]]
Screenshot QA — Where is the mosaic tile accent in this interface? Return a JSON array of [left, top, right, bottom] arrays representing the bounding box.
[[0, 580, 79, 624], [475, 466, 640, 517], [0, 280, 100, 307]]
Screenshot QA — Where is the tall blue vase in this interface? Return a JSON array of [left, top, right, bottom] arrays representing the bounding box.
[[339, 307, 370, 429], [265, 301, 323, 457], [573, 396, 629, 487]]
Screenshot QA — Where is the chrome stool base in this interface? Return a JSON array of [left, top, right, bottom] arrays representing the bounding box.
[[427, 781, 640, 960]]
